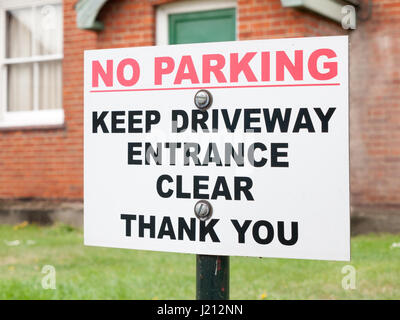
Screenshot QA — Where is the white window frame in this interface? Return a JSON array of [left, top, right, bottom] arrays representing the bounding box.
[[0, 0, 64, 129], [156, 0, 237, 46]]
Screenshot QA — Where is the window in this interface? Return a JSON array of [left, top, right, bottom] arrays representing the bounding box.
[[156, 0, 237, 45], [0, 0, 63, 128]]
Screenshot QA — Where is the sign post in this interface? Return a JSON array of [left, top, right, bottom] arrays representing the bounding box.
[[84, 36, 350, 299], [197, 255, 229, 300]]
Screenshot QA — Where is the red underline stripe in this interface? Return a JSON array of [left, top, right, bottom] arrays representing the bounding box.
[[89, 83, 341, 93]]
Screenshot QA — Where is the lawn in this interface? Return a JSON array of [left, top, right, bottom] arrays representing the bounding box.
[[0, 223, 399, 300]]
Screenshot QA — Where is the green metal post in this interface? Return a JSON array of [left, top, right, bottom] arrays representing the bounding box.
[[196, 255, 229, 300]]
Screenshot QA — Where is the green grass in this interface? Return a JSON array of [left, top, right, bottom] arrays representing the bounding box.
[[0, 223, 399, 299]]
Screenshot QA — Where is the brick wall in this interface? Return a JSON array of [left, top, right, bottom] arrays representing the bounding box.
[[349, 1, 400, 209], [0, 0, 399, 216]]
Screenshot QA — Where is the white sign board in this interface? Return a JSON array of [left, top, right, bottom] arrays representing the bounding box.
[[84, 36, 350, 261]]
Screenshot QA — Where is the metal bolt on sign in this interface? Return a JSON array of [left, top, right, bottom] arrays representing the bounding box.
[[194, 89, 213, 111], [194, 200, 213, 221]]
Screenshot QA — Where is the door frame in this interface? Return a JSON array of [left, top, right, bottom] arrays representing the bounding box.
[[156, 0, 237, 46]]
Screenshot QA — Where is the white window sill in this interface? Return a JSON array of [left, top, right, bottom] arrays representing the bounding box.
[[0, 109, 65, 130]]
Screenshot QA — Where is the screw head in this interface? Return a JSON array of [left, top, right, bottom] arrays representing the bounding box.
[[194, 200, 213, 221], [194, 90, 212, 111]]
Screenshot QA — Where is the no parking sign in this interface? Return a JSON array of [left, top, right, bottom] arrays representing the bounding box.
[[84, 36, 350, 261]]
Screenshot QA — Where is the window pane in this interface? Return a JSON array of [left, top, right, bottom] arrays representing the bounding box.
[[7, 64, 33, 111], [6, 8, 33, 58], [39, 61, 62, 110], [168, 9, 236, 45], [35, 4, 63, 55]]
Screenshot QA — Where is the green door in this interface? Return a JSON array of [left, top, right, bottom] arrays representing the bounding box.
[[168, 8, 236, 45]]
